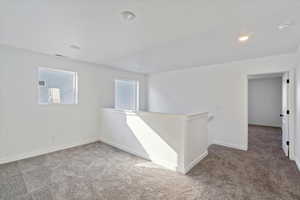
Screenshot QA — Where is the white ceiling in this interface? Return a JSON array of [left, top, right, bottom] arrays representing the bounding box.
[[0, 0, 300, 73]]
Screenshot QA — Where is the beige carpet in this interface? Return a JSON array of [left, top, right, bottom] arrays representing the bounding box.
[[0, 125, 300, 200]]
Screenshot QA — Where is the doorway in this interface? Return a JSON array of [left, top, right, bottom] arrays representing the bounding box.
[[247, 72, 291, 158]]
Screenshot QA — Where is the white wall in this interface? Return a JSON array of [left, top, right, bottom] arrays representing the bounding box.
[[100, 108, 208, 174], [100, 109, 185, 172], [296, 46, 300, 170], [248, 77, 282, 127], [0, 45, 147, 163], [148, 54, 297, 151]]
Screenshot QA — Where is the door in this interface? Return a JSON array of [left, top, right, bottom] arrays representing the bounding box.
[[281, 72, 289, 157]]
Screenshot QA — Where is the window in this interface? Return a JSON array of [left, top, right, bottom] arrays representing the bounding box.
[[38, 68, 78, 104], [49, 88, 61, 104], [115, 79, 139, 111]]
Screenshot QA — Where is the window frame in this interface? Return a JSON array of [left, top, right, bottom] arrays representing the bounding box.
[[114, 79, 139, 111], [38, 67, 78, 105]]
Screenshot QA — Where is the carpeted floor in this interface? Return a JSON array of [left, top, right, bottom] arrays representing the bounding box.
[[0, 125, 300, 200]]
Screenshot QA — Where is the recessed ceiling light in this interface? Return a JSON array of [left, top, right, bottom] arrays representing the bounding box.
[[70, 44, 81, 50], [121, 11, 136, 21], [238, 35, 250, 42]]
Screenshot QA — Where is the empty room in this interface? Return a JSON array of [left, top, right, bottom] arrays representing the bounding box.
[[0, 1, 300, 200]]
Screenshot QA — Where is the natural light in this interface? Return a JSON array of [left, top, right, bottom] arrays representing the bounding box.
[[126, 114, 178, 170]]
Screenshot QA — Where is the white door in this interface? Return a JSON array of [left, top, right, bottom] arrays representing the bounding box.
[[281, 72, 289, 157]]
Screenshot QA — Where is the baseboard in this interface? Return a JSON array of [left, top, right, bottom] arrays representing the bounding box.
[[213, 140, 248, 151], [248, 123, 281, 128], [183, 151, 208, 174], [0, 137, 99, 165]]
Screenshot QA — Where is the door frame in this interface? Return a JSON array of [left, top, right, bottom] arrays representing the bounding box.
[[245, 69, 295, 160]]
